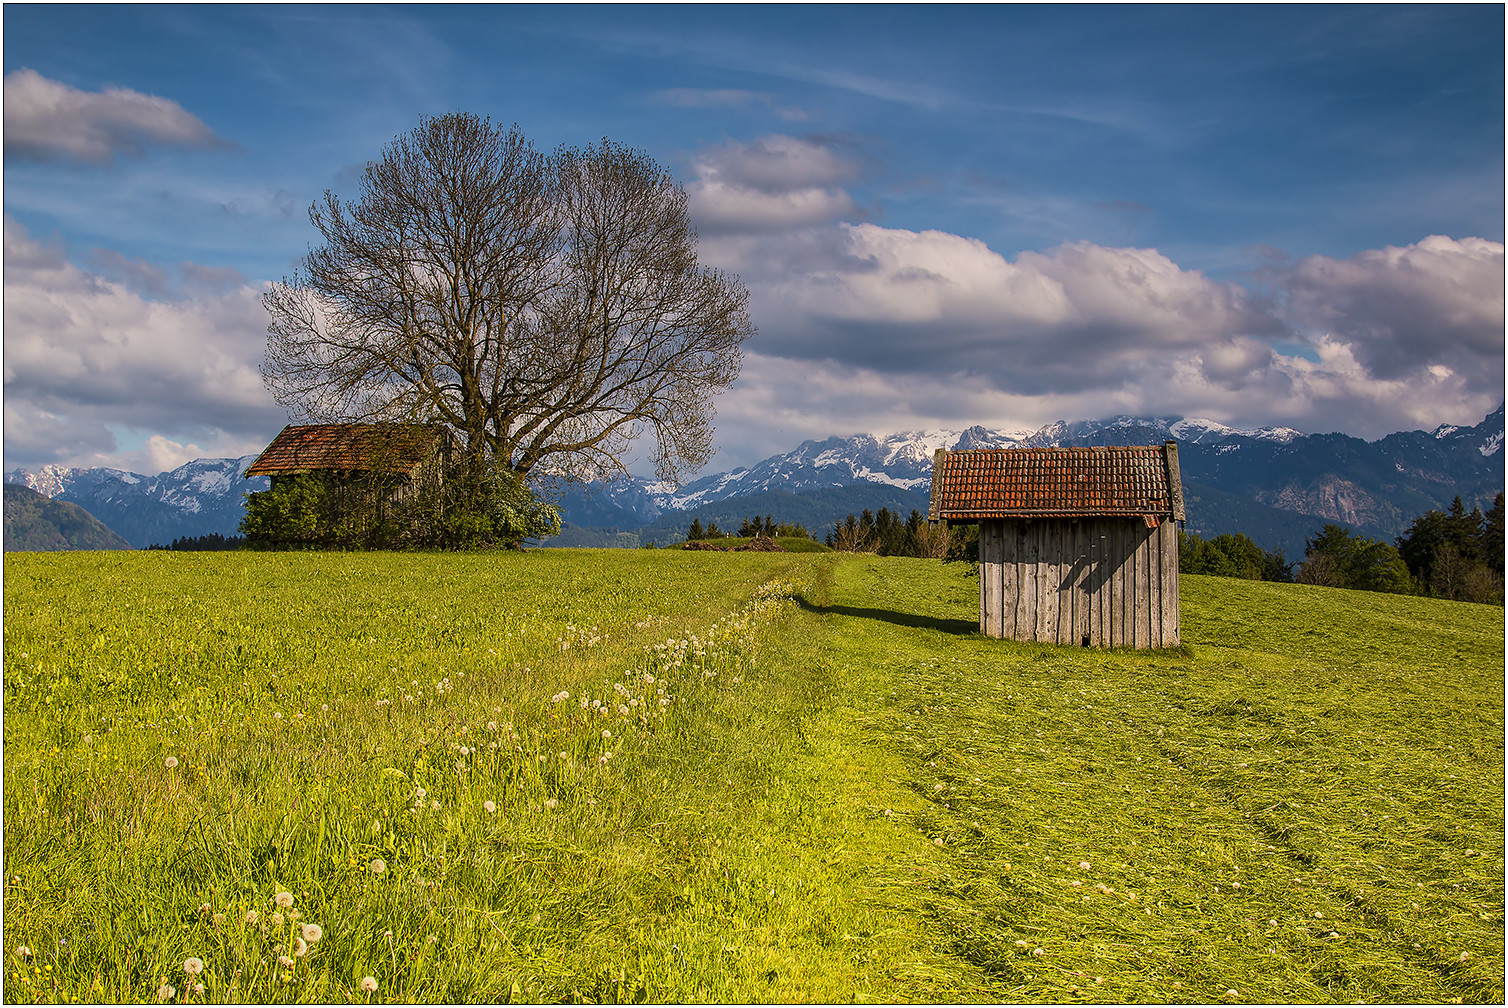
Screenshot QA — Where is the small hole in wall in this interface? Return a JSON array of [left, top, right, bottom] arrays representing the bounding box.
[[1081, 634, 1090, 647]]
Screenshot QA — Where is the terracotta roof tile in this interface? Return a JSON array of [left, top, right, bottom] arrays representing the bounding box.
[[928, 445, 1183, 520], [244, 424, 449, 477]]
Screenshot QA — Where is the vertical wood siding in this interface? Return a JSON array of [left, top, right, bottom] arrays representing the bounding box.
[[978, 518, 1179, 648]]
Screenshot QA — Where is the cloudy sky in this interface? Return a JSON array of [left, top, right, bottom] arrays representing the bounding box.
[[4, 6, 1503, 477]]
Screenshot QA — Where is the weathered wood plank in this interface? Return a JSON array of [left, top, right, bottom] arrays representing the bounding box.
[[1001, 521, 1018, 640]]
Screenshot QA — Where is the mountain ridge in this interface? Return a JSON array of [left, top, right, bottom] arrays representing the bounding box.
[[7, 406, 1501, 554]]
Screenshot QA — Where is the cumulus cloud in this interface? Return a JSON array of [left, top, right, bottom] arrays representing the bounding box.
[[4, 68, 228, 165], [690, 185, 1500, 462], [687, 134, 865, 234], [3, 216, 284, 471], [711, 223, 1282, 395], [1276, 235, 1504, 395]]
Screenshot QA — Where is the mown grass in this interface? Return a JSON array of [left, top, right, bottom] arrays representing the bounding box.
[[3, 550, 1502, 1003]]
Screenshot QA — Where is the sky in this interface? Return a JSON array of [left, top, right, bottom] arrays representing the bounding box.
[[3, 4, 1504, 478]]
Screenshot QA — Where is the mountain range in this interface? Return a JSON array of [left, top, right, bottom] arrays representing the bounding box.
[[6, 406, 1502, 557]]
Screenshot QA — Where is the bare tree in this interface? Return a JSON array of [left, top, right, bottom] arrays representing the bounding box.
[[263, 114, 753, 485]]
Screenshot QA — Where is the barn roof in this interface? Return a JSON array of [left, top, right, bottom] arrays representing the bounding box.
[[928, 443, 1185, 522], [244, 423, 449, 478]]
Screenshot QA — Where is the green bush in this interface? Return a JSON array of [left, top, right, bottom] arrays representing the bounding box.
[[241, 463, 560, 550]]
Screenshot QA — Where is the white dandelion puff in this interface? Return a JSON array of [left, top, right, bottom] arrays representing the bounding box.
[[301, 923, 322, 943], [164, 756, 178, 769], [274, 892, 294, 908], [370, 858, 386, 874], [183, 957, 204, 975], [483, 801, 496, 814], [360, 976, 378, 992]]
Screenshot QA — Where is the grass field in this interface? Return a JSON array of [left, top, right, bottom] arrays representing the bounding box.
[[3, 550, 1502, 1003]]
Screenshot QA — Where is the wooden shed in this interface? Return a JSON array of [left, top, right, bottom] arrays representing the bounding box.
[[928, 442, 1185, 648], [244, 423, 454, 502]]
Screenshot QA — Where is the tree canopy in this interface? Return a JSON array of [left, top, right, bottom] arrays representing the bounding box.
[[263, 114, 753, 486]]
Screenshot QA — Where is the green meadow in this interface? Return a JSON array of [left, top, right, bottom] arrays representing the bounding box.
[[3, 550, 1502, 1004]]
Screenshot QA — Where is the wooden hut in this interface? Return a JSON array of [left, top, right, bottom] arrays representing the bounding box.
[[928, 442, 1185, 648], [244, 423, 454, 503]]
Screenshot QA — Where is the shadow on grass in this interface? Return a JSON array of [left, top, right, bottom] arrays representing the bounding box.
[[795, 595, 977, 636]]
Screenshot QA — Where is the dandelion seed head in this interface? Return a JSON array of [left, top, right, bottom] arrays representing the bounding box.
[[544, 798, 558, 809], [270, 913, 284, 927], [164, 756, 178, 769], [274, 891, 294, 908], [483, 800, 496, 814], [14, 946, 31, 959], [301, 923, 322, 943], [1078, 861, 1091, 870], [370, 858, 386, 874], [294, 938, 308, 957], [360, 976, 378, 992], [157, 983, 176, 1002], [183, 957, 204, 975], [245, 910, 258, 925]]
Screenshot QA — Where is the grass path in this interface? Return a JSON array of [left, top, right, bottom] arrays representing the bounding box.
[[3, 551, 1502, 1003]]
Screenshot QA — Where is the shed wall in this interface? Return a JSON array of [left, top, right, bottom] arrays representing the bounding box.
[[978, 517, 1178, 648]]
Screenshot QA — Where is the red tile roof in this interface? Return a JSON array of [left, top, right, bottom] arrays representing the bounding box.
[[244, 424, 449, 478], [928, 444, 1184, 521]]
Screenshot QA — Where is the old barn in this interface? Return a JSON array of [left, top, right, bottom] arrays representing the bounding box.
[[244, 422, 455, 501], [928, 443, 1185, 648]]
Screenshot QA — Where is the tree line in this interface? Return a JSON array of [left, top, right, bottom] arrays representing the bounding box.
[[685, 515, 814, 541], [823, 508, 953, 558], [1180, 493, 1503, 604]]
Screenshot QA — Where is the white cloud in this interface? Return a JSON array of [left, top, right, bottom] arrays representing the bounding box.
[[687, 134, 864, 234], [4, 68, 228, 165], [1277, 235, 1504, 395], [3, 216, 285, 471], [692, 195, 1502, 462]]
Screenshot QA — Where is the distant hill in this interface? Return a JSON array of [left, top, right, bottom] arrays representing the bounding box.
[[3, 483, 132, 551]]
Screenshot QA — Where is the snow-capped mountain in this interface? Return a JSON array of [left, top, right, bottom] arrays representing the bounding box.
[[5, 456, 267, 548], [7, 406, 1501, 554]]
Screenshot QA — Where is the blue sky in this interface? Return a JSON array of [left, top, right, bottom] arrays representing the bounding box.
[[4, 5, 1503, 476]]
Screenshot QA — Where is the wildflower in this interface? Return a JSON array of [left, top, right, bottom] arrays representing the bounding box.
[[414, 788, 426, 799], [274, 892, 294, 908], [602, 730, 611, 739], [193, 983, 205, 996], [271, 913, 284, 927], [1225, 990, 1239, 999], [551, 691, 569, 703], [558, 751, 568, 760], [164, 756, 179, 769], [599, 753, 612, 765], [430, 800, 440, 810], [1078, 861, 1091, 870], [183, 958, 204, 975], [199, 902, 212, 915], [14, 946, 31, 959], [212, 912, 225, 926], [245, 910, 258, 925], [294, 938, 308, 957], [278, 955, 294, 968], [158, 982, 176, 1001], [1013, 940, 1029, 948], [360, 976, 378, 993], [301, 923, 322, 943], [487, 721, 497, 732], [483, 801, 497, 814], [370, 859, 386, 874], [1031, 947, 1045, 956], [1460, 952, 1471, 962], [545, 798, 558, 809]]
